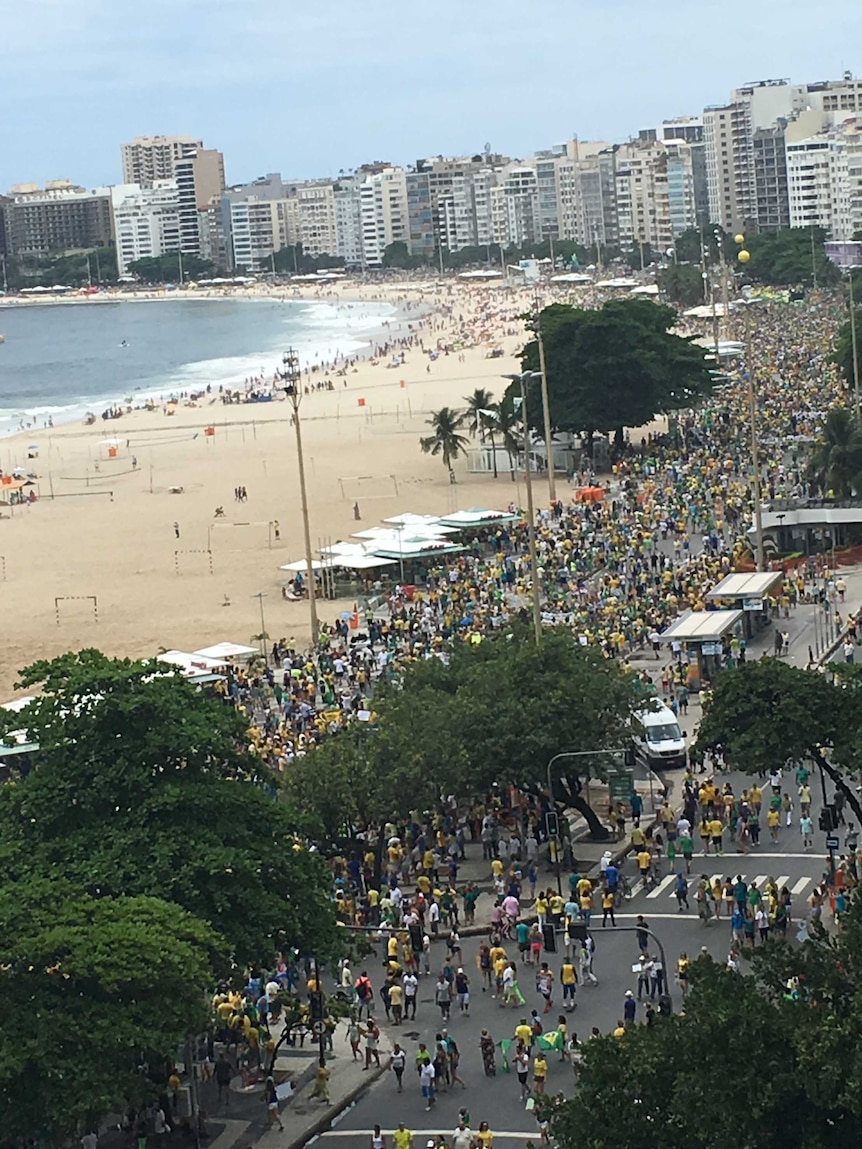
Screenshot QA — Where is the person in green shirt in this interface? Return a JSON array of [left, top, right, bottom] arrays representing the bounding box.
[[515, 919, 531, 962], [678, 833, 693, 874]]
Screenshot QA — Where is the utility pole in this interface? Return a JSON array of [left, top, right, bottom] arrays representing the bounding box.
[[252, 591, 268, 664], [534, 297, 556, 503], [745, 309, 765, 571], [505, 371, 543, 644], [281, 348, 319, 643], [849, 270, 860, 423]]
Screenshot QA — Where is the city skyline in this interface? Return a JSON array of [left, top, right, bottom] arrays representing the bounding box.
[[3, 0, 862, 188]]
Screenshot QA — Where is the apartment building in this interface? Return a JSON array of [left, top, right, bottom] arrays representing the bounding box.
[[786, 112, 862, 241], [334, 178, 364, 267], [110, 180, 181, 276], [359, 166, 409, 266], [121, 136, 203, 186], [220, 174, 288, 270], [2, 180, 113, 256], [174, 149, 225, 256]]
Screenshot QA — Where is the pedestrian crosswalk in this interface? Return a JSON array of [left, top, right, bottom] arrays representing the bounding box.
[[628, 871, 816, 901]]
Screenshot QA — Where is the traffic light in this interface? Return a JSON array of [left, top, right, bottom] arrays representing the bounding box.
[[819, 806, 837, 832], [545, 810, 559, 838]]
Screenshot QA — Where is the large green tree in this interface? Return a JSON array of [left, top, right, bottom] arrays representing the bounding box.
[[808, 406, 862, 496], [695, 657, 862, 823], [289, 629, 639, 841], [549, 911, 862, 1149], [420, 406, 470, 482], [0, 882, 217, 1143], [743, 226, 840, 287], [659, 262, 706, 308], [0, 651, 340, 966], [516, 298, 713, 444]]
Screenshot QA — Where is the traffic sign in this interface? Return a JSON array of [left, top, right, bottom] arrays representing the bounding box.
[[826, 835, 840, 851], [311, 1020, 326, 1037]]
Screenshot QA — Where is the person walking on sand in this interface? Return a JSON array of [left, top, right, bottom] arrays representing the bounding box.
[[173, 521, 180, 538]]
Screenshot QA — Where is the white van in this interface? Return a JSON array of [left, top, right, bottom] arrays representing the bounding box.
[[631, 702, 687, 770]]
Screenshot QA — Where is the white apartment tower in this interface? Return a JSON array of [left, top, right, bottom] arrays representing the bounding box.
[[110, 181, 181, 277], [359, 167, 409, 266]]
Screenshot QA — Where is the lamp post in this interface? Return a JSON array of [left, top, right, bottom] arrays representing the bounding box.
[[848, 269, 860, 424], [504, 370, 543, 644], [531, 294, 556, 503], [280, 348, 319, 643], [736, 237, 764, 571], [252, 591, 268, 664]]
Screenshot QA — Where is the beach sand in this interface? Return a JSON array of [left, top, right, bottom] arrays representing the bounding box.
[[0, 279, 573, 698]]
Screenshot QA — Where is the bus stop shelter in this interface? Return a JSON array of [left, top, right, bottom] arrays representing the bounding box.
[[705, 571, 782, 639], [660, 609, 744, 691]]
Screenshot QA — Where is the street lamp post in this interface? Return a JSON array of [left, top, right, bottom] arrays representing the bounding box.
[[849, 270, 860, 423], [532, 297, 557, 504], [736, 236, 765, 572], [280, 348, 319, 644], [504, 370, 543, 644], [252, 591, 268, 664]]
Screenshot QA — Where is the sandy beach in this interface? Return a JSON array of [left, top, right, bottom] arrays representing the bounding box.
[[0, 277, 577, 699]]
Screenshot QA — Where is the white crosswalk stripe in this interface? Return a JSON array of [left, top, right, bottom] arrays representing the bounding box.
[[646, 874, 676, 899], [792, 876, 810, 895]]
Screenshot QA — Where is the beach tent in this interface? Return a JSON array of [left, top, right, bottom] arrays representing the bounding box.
[[630, 283, 660, 296], [437, 507, 519, 529], [574, 486, 605, 504], [193, 641, 257, 661], [550, 272, 593, 284], [280, 559, 324, 574], [157, 650, 228, 675]]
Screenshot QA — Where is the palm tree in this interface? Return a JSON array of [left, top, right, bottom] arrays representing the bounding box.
[[420, 407, 469, 484], [464, 387, 499, 477], [491, 398, 523, 482], [809, 407, 862, 497]]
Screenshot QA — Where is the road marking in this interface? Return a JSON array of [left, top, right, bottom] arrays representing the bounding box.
[[775, 875, 790, 890], [613, 912, 710, 920], [751, 875, 768, 889], [792, 877, 810, 894], [646, 874, 676, 899], [319, 1134, 536, 1141]]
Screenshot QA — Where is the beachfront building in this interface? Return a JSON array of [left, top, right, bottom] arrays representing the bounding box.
[[785, 111, 862, 240], [359, 166, 409, 266], [110, 181, 181, 277], [2, 181, 113, 256], [174, 149, 226, 257], [219, 174, 289, 271], [121, 135, 204, 187]]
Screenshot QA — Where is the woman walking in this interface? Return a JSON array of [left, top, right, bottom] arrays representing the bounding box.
[[480, 1028, 496, 1076]]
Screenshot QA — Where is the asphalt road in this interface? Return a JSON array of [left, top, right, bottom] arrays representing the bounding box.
[[309, 770, 841, 1149]]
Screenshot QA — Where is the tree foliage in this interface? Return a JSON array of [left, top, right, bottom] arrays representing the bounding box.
[[516, 298, 713, 437], [808, 406, 862, 496], [0, 882, 217, 1142], [834, 303, 862, 390], [549, 913, 862, 1149], [695, 657, 862, 823], [659, 262, 706, 308], [420, 406, 470, 480], [0, 650, 340, 967], [744, 226, 840, 287], [127, 252, 215, 283], [286, 629, 639, 841]]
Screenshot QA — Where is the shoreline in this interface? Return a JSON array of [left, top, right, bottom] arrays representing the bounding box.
[[0, 289, 420, 439]]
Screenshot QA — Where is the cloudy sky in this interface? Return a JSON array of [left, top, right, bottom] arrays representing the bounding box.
[[2, 0, 860, 188]]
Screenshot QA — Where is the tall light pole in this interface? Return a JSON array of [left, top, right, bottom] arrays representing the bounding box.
[[252, 591, 268, 664], [532, 295, 556, 503], [849, 269, 860, 423], [736, 238, 764, 571], [280, 348, 319, 643], [505, 370, 543, 644]]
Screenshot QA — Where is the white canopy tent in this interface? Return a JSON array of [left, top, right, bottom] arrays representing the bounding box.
[[157, 649, 228, 674], [193, 641, 258, 661], [280, 559, 324, 574]]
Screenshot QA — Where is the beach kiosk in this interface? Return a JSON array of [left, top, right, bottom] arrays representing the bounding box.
[[659, 609, 744, 692], [704, 571, 782, 639]]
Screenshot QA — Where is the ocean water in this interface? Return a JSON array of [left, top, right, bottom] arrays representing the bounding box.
[[0, 296, 395, 435]]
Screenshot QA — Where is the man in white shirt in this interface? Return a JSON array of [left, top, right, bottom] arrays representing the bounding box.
[[452, 1123, 473, 1149], [420, 1059, 436, 1110], [403, 971, 418, 1019]]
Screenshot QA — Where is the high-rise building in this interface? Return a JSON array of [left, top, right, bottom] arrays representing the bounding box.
[[568, 141, 618, 249], [219, 174, 289, 270], [359, 166, 409, 266], [121, 135, 203, 186], [333, 178, 364, 267], [785, 111, 862, 241], [753, 123, 790, 230], [174, 149, 226, 256], [2, 181, 113, 256], [110, 180, 181, 276]]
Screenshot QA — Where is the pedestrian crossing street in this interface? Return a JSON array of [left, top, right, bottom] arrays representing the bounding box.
[[626, 853, 822, 903]]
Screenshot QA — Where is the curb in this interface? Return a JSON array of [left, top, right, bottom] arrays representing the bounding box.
[[283, 1063, 388, 1149]]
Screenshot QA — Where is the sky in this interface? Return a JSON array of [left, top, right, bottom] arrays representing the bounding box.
[[2, 0, 861, 189]]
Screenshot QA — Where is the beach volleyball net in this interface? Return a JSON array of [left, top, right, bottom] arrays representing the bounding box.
[[338, 474, 399, 501]]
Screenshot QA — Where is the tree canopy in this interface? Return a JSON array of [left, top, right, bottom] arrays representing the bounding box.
[[695, 657, 862, 823], [659, 262, 706, 308], [516, 298, 713, 439], [127, 252, 215, 283], [286, 628, 640, 841], [0, 882, 217, 1143], [0, 650, 340, 967], [808, 406, 862, 496], [743, 226, 840, 287], [549, 904, 862, 1149]]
